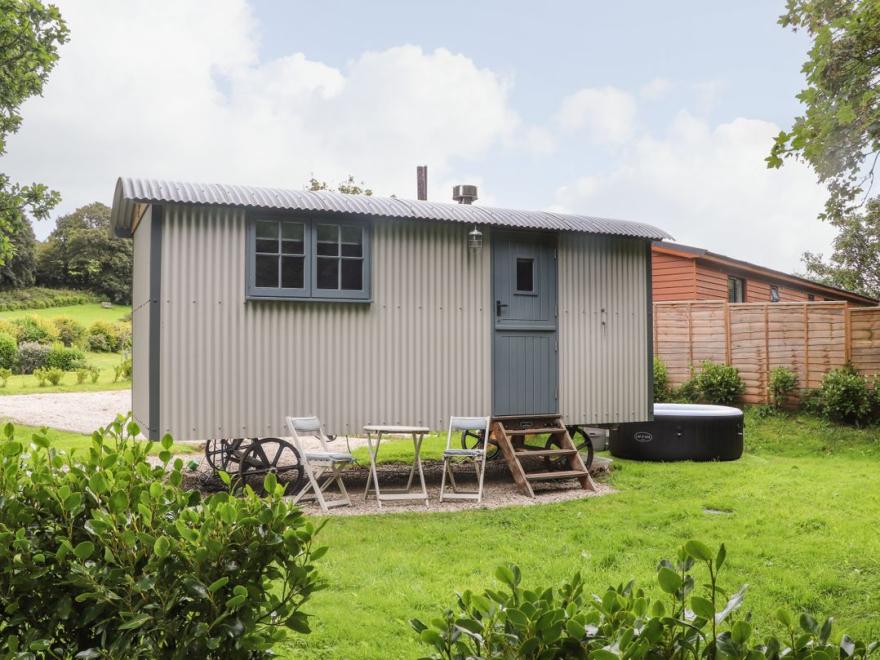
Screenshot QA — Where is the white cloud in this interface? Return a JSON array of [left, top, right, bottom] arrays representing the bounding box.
[[554, 111, 834, 272], [640, 78, 672, 101], [3, 0, 519, 237], [556, 86, 637, 143]]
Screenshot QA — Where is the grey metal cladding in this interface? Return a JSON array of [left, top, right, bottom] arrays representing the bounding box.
[[111, 177, 672, 241]]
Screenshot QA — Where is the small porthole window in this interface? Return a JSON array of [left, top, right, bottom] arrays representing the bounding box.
[[516, 258, 535, 293]]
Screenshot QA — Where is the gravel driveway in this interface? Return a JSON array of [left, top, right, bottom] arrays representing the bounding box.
[[0, 390, 132, 433]]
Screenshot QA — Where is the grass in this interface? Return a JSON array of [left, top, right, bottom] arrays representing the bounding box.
[[0, 302, 131, 325], [4, 422, 199, 455], [281, 410, 880, 658], [0, 303, 132, 394]]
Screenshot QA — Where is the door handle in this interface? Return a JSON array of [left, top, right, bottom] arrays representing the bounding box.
[[496, 300, 509, 317]]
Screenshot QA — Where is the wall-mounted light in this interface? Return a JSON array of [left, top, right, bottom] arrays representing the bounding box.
[[468, 226, 483, 249]]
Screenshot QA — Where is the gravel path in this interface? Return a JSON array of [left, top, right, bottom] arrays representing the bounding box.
[[0, 390, 132, 433]]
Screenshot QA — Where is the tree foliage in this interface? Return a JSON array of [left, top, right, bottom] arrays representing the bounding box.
[[802, 197, 880, 298], [0, 214, 35, 289], [768, 1, 880, 221], [307, 174, 373, 196], [36, 202, 133, 303], [0, 0, 69, 264]]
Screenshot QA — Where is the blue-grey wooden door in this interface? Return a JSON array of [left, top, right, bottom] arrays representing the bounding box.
[[492, 230, 558, 416]]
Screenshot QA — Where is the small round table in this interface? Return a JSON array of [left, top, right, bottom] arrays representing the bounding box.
[[362, 425, 431, 509]]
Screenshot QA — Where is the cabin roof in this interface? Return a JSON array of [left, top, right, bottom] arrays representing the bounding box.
[[111, 177, 672, 241]]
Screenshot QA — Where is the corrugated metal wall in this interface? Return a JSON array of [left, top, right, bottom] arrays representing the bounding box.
[[558, 234, 651, 424], [158, 204, 492, 440], [131, 207, 152, 430]]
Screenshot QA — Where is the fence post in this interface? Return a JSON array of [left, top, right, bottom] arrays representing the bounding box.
[[764, 304, 770, 404], [803, 303, 810, 390], [844, 303, 852, 365], [687, 302, 693, 368], [724, 301, 731, 365]]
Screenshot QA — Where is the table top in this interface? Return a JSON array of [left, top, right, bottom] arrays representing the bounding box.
[[363, 425, 430, 434]]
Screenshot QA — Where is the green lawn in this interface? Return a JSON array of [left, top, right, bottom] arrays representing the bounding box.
[[0, 303, 132, 394], [5, 422, 199, 455], [0, 302, 131, 324], [282, 411, 880, 658]]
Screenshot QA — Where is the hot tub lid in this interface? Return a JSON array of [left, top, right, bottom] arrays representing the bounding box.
[[653, 403, 742, 417]]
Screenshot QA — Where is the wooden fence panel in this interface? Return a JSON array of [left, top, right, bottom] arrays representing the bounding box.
[[653, 301, 880, 401]]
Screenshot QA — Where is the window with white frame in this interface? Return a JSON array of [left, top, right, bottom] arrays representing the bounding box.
[[247, 216, 371, 301]]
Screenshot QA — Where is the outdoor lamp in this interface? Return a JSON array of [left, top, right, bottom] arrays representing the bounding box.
[[468, 226, 483, 249]]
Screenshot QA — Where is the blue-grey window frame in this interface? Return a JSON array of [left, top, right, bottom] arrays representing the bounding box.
[[246, 215, 372, 302]]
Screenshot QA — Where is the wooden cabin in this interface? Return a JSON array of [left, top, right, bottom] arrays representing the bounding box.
[[652, 242, 877, 306]]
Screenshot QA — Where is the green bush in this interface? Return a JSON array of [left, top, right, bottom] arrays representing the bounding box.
[[653, 357, 670, 402], [89, 366, 100, 383], [0, 417, 325, 657], [10, 314, 59, 345], [769, 366, 799, 409], [75, 367, 89, 384], [414, 540, 879, 659], [694, 360, 744, 405], [45, 342, 86, 371], [0, 332, 17, 371], [0, 319, 19, 341], [32, 367, 48, 387], [674, 377, 701, 403], [818, 367, 872, 425], [0, 368, 11, 387], [113, 356, 133, 383], [0, 287, 98, 312], [86, 320, 128, 352], [17, 341, 50, 374], [52, 316, 86, 347], [44, 367, 64, 386]]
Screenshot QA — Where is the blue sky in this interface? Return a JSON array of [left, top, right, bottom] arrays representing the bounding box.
[[5, 1, 831, 271]]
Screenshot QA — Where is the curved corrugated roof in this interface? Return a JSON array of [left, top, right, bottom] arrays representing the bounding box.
[[111, 177, 672, 240]]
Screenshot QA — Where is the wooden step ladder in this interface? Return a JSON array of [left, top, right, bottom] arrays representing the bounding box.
[[490, 415, 596, 498]]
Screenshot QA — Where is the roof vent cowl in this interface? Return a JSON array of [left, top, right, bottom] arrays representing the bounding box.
[[452, 184, 478, 205]]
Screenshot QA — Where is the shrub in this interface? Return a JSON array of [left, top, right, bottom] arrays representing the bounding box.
[[52, 316, 85, 347], [75, 367, 89, 384], [675, 377, 701, 403], [45, 342, 86, 371], [0, 368, 10, 387], [818, 367, 872, 425], [694, 360, 744, 405], [17, 341, 50, 374], [0, 332, 17, 370], [769, 366, 799, 409], [653, 357, 670, 402], [44, 367, 64, 386], [0, 287, 98, 311], [0, 417, 325, 657], [10, 315, 59, 345], [89, 366, 100, 383], [33, 367, 48, 387], [86, 320, 128, 352], [0, 319, 19, 341], [800, 387, 824, 415], [413, 540, 879, 659]]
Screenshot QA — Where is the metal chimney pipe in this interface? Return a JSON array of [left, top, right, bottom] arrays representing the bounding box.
[[452, 184, 478, 204], [416, 166, 428, 200]]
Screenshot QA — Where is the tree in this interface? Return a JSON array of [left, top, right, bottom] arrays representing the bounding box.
[[36, 202, 133, 303], [307, 174, 373, 196], [0, 1, 69, 265], [0, 215, 35, 288], [767, 1, 880, 222], [801, 197, 880, 298]]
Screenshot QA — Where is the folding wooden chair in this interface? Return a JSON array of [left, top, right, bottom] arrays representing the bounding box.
[[286, 416, 355, 514], [439, 416, 491, 503]]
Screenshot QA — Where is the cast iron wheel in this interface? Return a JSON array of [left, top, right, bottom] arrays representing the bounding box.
[[238, 438, 305, 495], [544, 426, 594, 470], [205, 437, 249, 472], [460, 429, 500, 461]]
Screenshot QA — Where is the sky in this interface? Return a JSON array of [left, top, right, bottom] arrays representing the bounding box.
[[3, 0, 835, 272]]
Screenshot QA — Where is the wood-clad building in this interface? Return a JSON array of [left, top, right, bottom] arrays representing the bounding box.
[[652, 242, 877, 306]]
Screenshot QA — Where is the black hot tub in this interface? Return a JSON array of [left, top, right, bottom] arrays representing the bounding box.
[[609, 403, 743, 461]]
